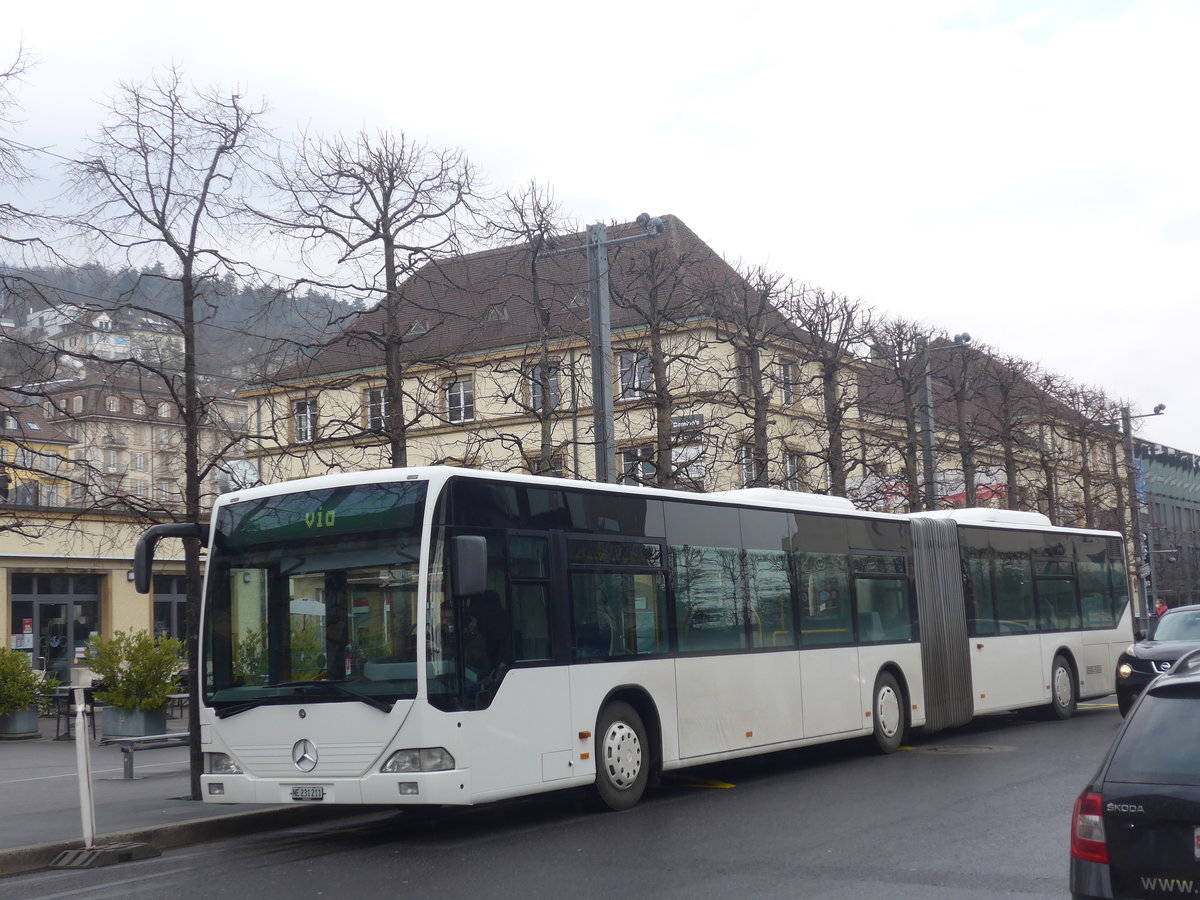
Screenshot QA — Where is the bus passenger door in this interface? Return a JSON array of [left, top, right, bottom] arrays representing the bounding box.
[[799, 648, 864, 737], [455, 531, 575, 795], [970, 633, 1043, 713]]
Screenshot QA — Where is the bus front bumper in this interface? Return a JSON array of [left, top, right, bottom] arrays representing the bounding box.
[[200, 770, 472, 806]]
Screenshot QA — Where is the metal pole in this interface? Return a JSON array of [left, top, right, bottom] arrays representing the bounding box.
[[587, 223, 616, 484], [1122, 405, 1147, 628], [917, 337, 936, 510]]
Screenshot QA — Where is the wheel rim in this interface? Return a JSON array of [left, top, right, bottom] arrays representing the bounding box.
[[602, 720, 642, 790], [877, 684, 901, 739], [1054, 664, 1073, 708]]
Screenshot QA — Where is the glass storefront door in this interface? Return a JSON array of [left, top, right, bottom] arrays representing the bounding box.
[[10, 574, 101, 681]]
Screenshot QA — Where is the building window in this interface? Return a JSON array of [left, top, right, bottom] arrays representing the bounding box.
[[784, 451, 806, 491], [132, 480, 147, 498], [157, 402, 170, 419], [133, 452, 146, 472], [778, 359, 798, 405], [527, 453, 565, 478], [43, 401, 54, 419], [13, 481, 38, 506], [293, 399, 318, 443], [2, 413, 16, 430], [365, 388, 388, 431], [735, 348, 756, 396], [133, 401, 146, 416], [617, 351, 650, 400], [529, 364, 560, 413], [73, 396, 83, 414], [105, 396, 119, 413], [42, 484, 62, 507], [737, 444, 758, 488], [446, 378, 474, 424], [16, 447, 34, 468], [156, 480, 174, 502], [619, 445, 656, 485]]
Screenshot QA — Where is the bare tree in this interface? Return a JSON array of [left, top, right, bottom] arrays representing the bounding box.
[[0, 45, 40, 252], [607, 219, 727, 490], [864, 317, 931, 510], [1048, 378, 1124, 528], [65, 66, 267, 798], [778, 286, 875, 497], [482, 181, 582, 476], [259, 129, 478, 468], [709, 265, 800, 490]]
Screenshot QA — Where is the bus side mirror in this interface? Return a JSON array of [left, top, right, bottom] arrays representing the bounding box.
[[451, 536, 488, 598], [133, 522, 207, 594]]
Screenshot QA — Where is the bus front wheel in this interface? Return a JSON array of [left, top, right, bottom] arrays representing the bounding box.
[[871, 672, 905, 754], [594, 701, 648, 811]]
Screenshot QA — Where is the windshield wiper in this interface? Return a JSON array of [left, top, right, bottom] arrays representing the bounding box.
[[274, 680, 394, 713], [212, 681, 396, 718], [212, 694, 295, 719]]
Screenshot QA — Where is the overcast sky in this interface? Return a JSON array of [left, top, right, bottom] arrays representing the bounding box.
[[8, 0, 1198, 452]]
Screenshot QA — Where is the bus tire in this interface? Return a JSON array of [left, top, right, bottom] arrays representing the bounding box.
[[594, 701, 648, 811], [871, 672, 905, 754], [1049, 654, 1077, 720]]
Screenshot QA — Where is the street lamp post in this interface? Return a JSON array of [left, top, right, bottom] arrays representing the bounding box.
[[1120, 402, 1165, 630], [582, 215, 665, 484], [916, 332, 971, 510]]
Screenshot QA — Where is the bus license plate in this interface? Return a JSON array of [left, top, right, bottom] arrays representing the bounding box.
[[291, 786, 324, 802]]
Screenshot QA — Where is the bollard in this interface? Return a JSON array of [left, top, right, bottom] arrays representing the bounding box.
[[73, 686, 96, 849]]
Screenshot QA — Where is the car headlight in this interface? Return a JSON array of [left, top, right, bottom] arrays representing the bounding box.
[[1118, 663, 1133, 679], [204, 752, 242, 774], [381, 747, 455, 773]]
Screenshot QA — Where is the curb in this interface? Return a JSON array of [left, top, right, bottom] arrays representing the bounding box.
[[0, 805, 358, 879]]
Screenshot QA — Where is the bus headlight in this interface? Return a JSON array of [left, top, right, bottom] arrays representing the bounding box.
[[1117, 663, 1133, 679], [204, 752, 242, 774], [381, 748, 455, 773]]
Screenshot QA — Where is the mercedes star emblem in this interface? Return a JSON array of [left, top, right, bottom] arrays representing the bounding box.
[[292, 738, 318, 773]]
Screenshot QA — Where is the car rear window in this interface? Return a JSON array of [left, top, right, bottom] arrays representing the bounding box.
[[1106, 686, 1200, 786]]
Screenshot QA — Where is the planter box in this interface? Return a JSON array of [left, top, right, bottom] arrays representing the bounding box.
[[0, 707, 40, 739], [102, 708, 167, 738]]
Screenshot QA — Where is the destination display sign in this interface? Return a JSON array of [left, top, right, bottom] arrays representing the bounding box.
[[217, 481, 428, 546]]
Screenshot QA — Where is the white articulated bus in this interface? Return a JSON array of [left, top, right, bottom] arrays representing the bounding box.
[[135, 466, 1132, 810]]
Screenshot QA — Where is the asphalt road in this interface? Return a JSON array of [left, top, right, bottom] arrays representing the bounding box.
[[4, 699, 1122, 899]]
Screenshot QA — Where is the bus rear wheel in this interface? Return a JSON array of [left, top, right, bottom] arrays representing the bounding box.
[[1049, 654, 1077, 720], [594, 701, 648, 811], [871, 672, 905, 754]]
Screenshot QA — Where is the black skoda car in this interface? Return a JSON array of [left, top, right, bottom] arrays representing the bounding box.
[[1072, 648, 1200, 899], [1115, 604, 1200, 716]]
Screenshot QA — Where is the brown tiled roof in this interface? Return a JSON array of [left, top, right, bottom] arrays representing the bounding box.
[[0, 389, 74, 445], [268, 215, 752, 383]]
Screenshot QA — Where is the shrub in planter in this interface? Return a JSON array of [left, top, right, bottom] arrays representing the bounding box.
[[84, 630, 183, 714], [0, 647, 59, 735]]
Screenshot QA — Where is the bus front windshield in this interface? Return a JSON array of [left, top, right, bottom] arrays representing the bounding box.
[[203, 481, 428, 716]]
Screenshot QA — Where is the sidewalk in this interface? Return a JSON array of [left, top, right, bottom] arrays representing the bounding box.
[[0, 709, 344, 877]]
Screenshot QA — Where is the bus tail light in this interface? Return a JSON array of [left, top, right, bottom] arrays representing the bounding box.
[[205, 752, 242, 775], [382, 747, 455, 773], [1071, 791, 1109, 863]]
